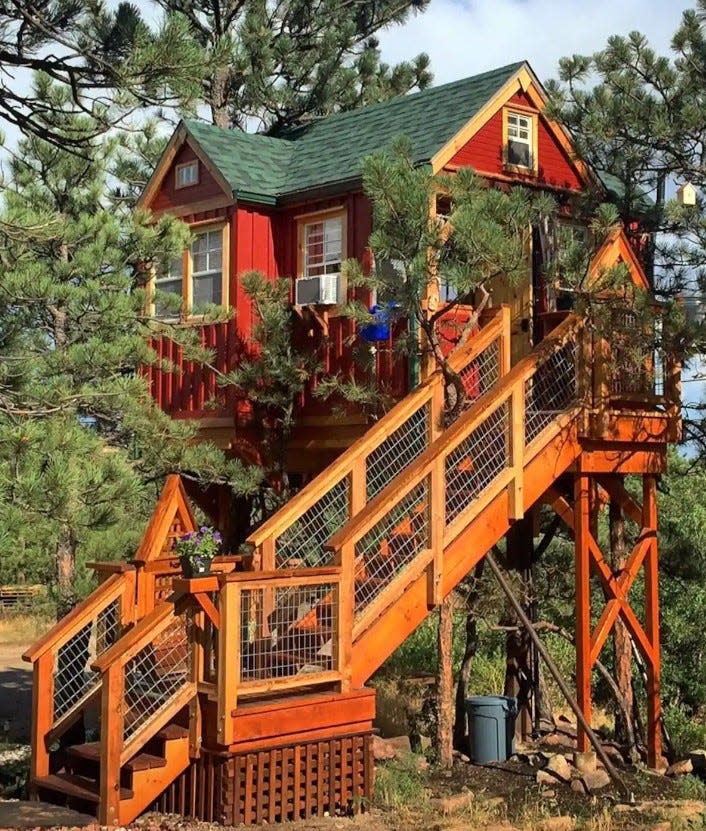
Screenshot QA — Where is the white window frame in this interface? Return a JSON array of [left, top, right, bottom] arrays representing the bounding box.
[[151, 221, 229, 320], [295, 208, 347, 306], [175, 160, 199, 189], [505, 109, 537, 173]]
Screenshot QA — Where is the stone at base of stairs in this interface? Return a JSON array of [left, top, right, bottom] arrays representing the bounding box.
[[0, 799, 96, 829]]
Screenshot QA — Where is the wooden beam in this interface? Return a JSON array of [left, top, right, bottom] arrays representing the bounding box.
[[574, 474, 592, 753], [643, 475, 662, 767]]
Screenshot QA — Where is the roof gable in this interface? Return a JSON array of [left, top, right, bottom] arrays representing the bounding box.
[[589, 228, 649, 291], [139, 61, 599, 209]]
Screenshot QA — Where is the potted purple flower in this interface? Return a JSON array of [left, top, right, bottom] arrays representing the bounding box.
[[175, 526, 222, 578]]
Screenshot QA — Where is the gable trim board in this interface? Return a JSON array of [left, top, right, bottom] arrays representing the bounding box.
[[589, 228, 649, 291]]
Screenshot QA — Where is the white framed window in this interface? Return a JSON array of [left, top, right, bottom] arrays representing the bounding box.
[[175, 160, 199, 189], [506, 111, 534, 170], [191, 229, 223, 306], [151, 222, 228, 319], [303, 215, 343, 278], [154, 255, 184, 318]]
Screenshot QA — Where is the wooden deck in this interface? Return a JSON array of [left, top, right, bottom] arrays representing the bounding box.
[[23, 306, 681, 825]]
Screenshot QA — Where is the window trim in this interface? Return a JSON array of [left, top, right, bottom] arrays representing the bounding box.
[[296, 207, 347, 279], [150, 220, 230, 320], [502, 106, 539, 176], [175, 160, 200, 190]]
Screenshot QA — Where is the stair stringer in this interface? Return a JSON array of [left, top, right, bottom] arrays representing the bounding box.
[[117, 733, 191, 825], [351, 417, 582, 688]]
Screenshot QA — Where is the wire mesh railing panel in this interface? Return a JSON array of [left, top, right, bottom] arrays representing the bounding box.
[[123, 615, 191, 742], [457, 337, 501, 415], [366, 403, 430, 499], [354, 480, 430, 617], [525, 339, 578, 446], [445, 402, 510, 523], [275, 477, 350, 568], [53, 597, 121, 720], [239, 582, 337, 683]]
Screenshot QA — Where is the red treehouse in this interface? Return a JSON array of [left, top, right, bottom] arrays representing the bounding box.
[[24, 61, 681, 825]]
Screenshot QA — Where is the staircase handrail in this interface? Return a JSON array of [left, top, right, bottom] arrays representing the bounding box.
[[247, 305, 511, 569], [92, 598, 198, 824], [325, 314, 584, 640]]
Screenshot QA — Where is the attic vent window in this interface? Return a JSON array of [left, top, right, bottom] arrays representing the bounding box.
[[175, 160, 199, 189], [506, 111, 534, 171]]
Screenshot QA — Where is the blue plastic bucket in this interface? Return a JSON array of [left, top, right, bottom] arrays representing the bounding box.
[[466, 695, 517, 764]]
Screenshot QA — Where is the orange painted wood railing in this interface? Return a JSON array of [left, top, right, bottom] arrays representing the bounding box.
[[246, 305, 512, 573], [215, 567, 345, 745], [22, 570, 136, 785], [325, 315, 585, 658], [91, 599, 198, 825]]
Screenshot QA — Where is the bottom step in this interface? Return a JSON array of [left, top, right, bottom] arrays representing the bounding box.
[[35, 772, 134, 804]]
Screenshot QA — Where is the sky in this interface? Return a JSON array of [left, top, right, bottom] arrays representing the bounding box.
[[375, 0, 687, 87]]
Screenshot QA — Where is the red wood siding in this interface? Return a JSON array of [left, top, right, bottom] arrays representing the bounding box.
[[449, 92, 584, 192], [151, 143, 229, 213]]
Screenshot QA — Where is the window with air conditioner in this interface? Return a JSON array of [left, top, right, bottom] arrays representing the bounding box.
[[296, 213, 345, 305]]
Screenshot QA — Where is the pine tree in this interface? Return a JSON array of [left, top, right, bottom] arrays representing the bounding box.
[[0, 2, 205, 148], [154, 0, 432, 132], [0, 78, 256, 612]]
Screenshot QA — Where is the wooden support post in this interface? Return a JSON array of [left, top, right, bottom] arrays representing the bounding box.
[[120, 569, 136, 628], [350, 457, 367, 516], [574, 474, 592, 753], [643, 475, 662, 768], [30, 651, 53, 785], [428, 383, 446, 607], [338, 543, 355, 692], [217, 581, 238, 745], [509, 381, 525, 520], [260, 538, 275, 637], [99, 662, 124, 826], [592, 335, 611, 436], [499, 305, 512, 375], [429, 462, 445, 607], [190, 609, 205, 758]]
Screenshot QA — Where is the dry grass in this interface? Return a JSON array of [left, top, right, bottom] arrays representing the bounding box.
[[0, 614, 52, 645]]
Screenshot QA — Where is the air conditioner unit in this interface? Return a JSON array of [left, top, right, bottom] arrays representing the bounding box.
[[295, 273, 342, 306]]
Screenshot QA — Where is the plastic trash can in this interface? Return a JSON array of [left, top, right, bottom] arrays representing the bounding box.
[[466, 695, 517, 764]]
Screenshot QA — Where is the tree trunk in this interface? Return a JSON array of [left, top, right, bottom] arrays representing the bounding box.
[[436, 597, 454, 768], [609, 495, 636, 757], [209, 65, 231, 128], [56, 522, 76, 619], [453, 561, 485, 750]]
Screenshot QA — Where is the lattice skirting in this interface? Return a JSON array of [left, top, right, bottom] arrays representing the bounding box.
[[149, 732, 374, 825]]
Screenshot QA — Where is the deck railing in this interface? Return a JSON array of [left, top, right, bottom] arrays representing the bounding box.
[[91, 600, 198, 825], [22, 570, 136, 782], [215, 568, 344, 744], [246, 306, 511, 572]]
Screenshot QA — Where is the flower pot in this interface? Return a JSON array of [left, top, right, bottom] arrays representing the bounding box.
[[180, 555, 213, 578]]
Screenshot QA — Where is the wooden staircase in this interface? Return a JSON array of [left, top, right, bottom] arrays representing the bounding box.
[[23, 304, 680, 825]]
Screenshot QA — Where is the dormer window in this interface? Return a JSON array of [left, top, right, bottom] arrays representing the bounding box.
[[504, 109, 537, 174], [175, 160, 199, 189]]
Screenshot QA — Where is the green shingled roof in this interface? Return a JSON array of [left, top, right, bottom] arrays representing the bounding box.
[[180, 61, 526, 206]]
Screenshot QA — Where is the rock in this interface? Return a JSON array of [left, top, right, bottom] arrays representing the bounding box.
[[419, 734, 432, 751], [483, 824, 519, 831], [537, 769, 557, 786], [416, 756, 430, 772], [581, 769, 611, 792], [372, 735, 396, 761], [431, 790, 474, 815], [667, 758, 694, 776], [600, 744, 625, 766], [571, 779, 588, 795], [543, 732, 576, 750], [615, 799, 706, 821], [545, 753, 573, 783], [453, 749, 471, 763], [538, 816, 576, 831], [573, 751, 597, 774], [385, 734, 412, 755]]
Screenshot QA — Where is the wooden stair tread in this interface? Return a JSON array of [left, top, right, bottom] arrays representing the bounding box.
[[68, 742, 167, 772], [35, 772, 133, 802], [155, 724, 189, 741]]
